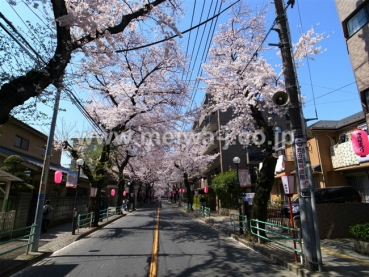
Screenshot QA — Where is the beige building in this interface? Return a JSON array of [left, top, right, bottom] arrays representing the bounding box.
[[0, 118, 90, 228], [335, 0, 369, 125], [272, 111, 369, 203]]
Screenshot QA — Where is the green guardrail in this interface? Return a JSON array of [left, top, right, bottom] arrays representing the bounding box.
[[230, 214, 248, 231], [77, 212, 95, 230], [0, 224, 37, 256], [201, 206, 210, 217], [192, 206, 210, 217], [99, 206, 122, 222], [250, 218, 303, 264]]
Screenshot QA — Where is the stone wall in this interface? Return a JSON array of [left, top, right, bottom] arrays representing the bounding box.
[[1, 193, 90, 230]]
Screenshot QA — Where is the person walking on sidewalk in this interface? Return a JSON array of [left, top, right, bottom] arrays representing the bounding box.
[[200, 196, 206, 207], [42, 200, 53, 232]]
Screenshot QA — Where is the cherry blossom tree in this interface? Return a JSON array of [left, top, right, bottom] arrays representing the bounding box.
[[200, 3, 324, 223], [163, 132, 219, 209], [55, 27, 191, 224], [0, 0, 184, 124], [123, 144, 168, 203]]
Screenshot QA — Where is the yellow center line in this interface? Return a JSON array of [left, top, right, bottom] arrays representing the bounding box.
[[321, 247, 369, 267], [149, 202, 161, 277]]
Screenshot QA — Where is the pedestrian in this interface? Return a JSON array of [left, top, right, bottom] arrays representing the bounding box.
[[42, 200, 53, 233], [123, 199, 128, 212], [200, 196, 206, 207]]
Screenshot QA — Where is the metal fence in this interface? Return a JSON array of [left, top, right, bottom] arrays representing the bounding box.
[[230, 214, 248, 232], [250, 218, 303, 264], [77, 207, 122, 232], [0, 224, 37, 256]]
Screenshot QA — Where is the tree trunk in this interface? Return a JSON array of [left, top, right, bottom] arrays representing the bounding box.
[[183, 173, 193, 210], [250, 153, 278, 237], [117, 178, 125, 207]]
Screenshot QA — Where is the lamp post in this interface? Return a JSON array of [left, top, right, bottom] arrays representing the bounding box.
[[72, 158, 84, 235], [233, 156, 243, 235], [134, 183, 139, 210]]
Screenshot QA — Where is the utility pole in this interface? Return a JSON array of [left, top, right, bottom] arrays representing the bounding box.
[[273, 0, 322, 271], [30, 79, 63, 252]]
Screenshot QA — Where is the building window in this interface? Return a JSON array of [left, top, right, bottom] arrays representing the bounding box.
[[364, 90, 369, 113], [346, 2, 369, 37], [14, 135, 29, 150]]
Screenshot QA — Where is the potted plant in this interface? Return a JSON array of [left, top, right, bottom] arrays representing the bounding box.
[[349, 223, 369, 255]]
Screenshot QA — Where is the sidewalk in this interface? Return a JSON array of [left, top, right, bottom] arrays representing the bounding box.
[[0, 212, 126, 277], [178, 203, 369, 277]]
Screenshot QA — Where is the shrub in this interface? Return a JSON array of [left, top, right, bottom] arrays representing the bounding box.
[[349, 223, 369, 241]]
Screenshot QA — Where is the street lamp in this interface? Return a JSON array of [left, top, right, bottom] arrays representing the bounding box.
[[134, 183, 139, 209], [72, 158, 84, 235], [233, 156, 243, 235]]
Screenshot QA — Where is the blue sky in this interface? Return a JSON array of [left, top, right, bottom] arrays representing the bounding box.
[[185, 0, 362, 123], [1, 0, 363, 166]]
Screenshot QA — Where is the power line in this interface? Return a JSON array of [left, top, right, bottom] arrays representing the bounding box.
[[0, 12, 47, 64], [111, 0, 241, 54], [0, 21, 37, 62], [5, 2, 51, 55], [296, 0, 318, 119], [304, 80, 358, 103], [21, 0, 56, 34], [181, 1, 223, 131]]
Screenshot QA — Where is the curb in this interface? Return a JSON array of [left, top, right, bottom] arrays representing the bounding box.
[[0, 251, 51, 277], [229, 234, 312, 277], [0, 214, 125, 277]]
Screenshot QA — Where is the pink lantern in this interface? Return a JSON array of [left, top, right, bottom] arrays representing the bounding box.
[[351, 129, 369, 157], [123, 191, 126, 197], [111, 189, 116, 196], [54, 171, 62, 184], [204, 186, 209, 194]]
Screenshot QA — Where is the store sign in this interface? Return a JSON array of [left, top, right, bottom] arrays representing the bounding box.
[[238, 169, 251, 187], [295, 138, 309, 189], [66, 171, 78, 188]]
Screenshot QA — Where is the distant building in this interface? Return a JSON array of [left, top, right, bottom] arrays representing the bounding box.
[[193, 95, 291, 193]]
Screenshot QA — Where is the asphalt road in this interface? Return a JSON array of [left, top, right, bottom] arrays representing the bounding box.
[[10, 201, 294, 277]]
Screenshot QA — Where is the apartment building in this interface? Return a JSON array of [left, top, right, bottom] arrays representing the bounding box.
[[335, 0, 369, 125], [194, 95, 291, 193]]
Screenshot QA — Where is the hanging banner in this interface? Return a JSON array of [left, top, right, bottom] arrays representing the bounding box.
[[238, 169, 251, 187], [66, 171, 78, 188], [295, 138, 310, 190]]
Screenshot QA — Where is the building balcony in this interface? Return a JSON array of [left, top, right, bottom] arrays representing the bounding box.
[[330, 140, 369, 169]]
